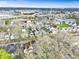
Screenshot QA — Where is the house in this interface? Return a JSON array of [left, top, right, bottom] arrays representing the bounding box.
[[23, 40, 36, 53], [0, 32, 6, 40], [54, 19, 77, 32], [54, 19, 76, 27], [0, 19, 5, 26]]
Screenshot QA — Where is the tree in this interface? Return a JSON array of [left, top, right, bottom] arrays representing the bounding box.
[[0, 49, 13, 59]]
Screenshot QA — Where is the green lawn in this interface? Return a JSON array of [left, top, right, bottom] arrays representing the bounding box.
[[0, 27, 6, 32], [5, 19, 12, 25], [58, 21, 71, 29]]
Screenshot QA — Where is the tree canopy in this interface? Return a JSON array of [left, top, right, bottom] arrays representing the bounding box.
[[0, 49, 13, 59]]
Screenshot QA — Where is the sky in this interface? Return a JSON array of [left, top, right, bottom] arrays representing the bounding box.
[[0, 0, 79, 8]]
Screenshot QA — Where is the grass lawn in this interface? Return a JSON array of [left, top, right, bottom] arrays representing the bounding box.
[[5, 19, 12, 25], [58, 21, 71, 29], [0, 27, 6, 32]]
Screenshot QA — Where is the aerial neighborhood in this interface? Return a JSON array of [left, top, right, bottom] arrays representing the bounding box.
[[0, 8, 79, 59]]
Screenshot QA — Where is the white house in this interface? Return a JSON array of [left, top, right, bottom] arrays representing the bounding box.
[[0, 32, 5, 40], [54, 19, 76, 26]]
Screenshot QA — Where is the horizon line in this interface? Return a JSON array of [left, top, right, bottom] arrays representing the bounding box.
[[0, 7, 79, 9]]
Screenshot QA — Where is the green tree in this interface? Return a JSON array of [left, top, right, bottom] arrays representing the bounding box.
[[0, 49, 13, 59]]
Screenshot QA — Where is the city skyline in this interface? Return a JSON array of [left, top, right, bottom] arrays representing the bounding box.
[[0, 0, 79, 8]]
